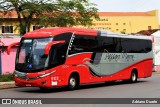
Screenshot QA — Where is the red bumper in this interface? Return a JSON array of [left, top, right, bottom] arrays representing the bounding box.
[[14, 75, 66, 88]]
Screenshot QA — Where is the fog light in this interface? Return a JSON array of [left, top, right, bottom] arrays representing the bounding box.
[[42, 81, 47, 85]]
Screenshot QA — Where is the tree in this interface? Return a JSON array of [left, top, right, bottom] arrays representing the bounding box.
[[0, 0, 99, 35]]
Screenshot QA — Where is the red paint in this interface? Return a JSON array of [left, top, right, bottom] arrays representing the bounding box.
[[44, 40, 65, 55], [7, 42, 20, 55], [23, 27, 97, 38]]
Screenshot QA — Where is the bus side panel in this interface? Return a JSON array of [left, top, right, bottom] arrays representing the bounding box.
[[110, 59, 153, 81], [144, 59, 153, 77], [136, 59, 153, 78], [65, 53, 153, 86], [84, 59, 153, 83], [65, 53, 94, 84]]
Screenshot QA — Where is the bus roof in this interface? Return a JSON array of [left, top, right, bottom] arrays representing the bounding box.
[[100, 30, 152, 40], [23, 27, 97, 38], [23, 27, 152, 40]]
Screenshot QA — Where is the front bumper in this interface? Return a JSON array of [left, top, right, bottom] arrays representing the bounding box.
[[14, 75, 65, 88]]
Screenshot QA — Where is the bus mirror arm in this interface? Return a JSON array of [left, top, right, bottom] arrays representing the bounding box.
[[7, 42, 20, 55], [44, 40, 65, 55]]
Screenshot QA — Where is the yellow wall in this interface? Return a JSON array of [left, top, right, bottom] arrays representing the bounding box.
[[77, 10, 159, 34]]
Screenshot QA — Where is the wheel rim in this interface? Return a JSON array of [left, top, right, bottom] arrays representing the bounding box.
[[132, 73, 136, 82], [70, 77, 76, 87]]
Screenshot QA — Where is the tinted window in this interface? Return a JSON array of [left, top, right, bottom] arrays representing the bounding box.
[[48, 44, 66, 68], [120, 38, 152, 53], [69, 35, 98, 55], [68, 35, 152, 54], [54, 33, 72, 56], [54, 33, 72, 43], [44, 33, 73, 69], [95, 36, 117, 53], [95, 37, 152, 53]]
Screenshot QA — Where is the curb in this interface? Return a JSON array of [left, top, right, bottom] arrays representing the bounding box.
[[0, 81, 14, 85], [0, 81, 17, 90], [153, 72, 160, 75]]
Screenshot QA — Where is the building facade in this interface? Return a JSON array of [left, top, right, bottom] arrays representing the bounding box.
[[78, 10, 159, 34], [0, 10, 159, 35]]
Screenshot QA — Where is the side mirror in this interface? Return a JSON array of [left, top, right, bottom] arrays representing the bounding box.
[[44, 40, 65, 55], [7, 42, 20, 55]]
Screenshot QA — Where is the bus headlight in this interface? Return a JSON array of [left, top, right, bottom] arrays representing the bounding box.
[[14, 70, 26, 78], [39, 70, 56, 78], [14, 73, 18, 77]]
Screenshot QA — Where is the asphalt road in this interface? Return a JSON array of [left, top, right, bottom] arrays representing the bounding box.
[[0, 73, 160, 107]]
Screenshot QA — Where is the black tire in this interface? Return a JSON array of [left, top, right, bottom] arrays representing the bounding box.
[[105, 81, 115, 84], [68, 75, 79, 90], [39, 87, 49, 92], [130, 71, 138, 83]]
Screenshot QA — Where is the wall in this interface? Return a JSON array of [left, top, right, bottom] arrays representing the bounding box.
[[0, 38, 21, 75], [76, 10, 159, 34], [1, 48, 17, 74]]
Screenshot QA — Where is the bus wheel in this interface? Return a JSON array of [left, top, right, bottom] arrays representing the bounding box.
[[68, 75, 79, 90], [130, 70, 138, 83], [39, 87, 49, 92]]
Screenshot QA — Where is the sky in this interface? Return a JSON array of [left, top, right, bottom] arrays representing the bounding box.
[[2, 1, 160, 19], [90, 0, 160, 22]]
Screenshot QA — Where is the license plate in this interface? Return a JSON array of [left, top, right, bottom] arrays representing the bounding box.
[[26, 84, 31, 86]]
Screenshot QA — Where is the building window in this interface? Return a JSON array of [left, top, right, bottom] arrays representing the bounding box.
[[116, 23, 118, 25], [123, 23, 126, 25], [116, 29, 119, 31], [33, 25, 43, 31], [2, 26, 13, 33], [148, 26, 152, 30], [121, 29, 126, 34], [98, 18, 108, 21]]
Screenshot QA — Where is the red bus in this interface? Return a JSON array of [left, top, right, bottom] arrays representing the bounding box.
[[7, 27, 153, 90]]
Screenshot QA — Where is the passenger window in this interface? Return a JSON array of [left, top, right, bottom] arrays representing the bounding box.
[[69, 35, 98, 55]]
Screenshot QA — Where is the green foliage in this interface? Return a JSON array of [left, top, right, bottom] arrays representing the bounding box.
[[0, 0, 99, 35], [0, 74, 14, 82]]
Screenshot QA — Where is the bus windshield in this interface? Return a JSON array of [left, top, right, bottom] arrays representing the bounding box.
[[16, 37, 53, 72]]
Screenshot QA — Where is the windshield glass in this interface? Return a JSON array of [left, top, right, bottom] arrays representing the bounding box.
[[16, 37, 53, 72]]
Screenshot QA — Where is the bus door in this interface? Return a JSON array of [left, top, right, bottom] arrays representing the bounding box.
[[88, 52, 102, 76], [49, 44, 66, 66], [47, 43, 67, 76]]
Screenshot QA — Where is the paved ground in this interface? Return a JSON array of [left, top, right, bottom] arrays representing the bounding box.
[[0, 73, 160, 107]]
